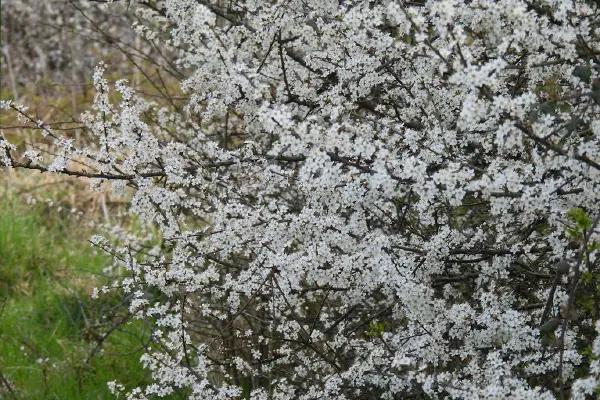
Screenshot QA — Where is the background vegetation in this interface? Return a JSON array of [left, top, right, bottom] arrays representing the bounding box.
[[0, 172, 153, 399], [0, 1, 166, 397]]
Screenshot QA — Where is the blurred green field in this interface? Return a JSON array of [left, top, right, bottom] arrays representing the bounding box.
[[0, 2, 186, 396], [0, 192, 150, 399]]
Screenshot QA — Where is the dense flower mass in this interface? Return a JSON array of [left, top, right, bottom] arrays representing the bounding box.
[[2, 0, 600, 398]]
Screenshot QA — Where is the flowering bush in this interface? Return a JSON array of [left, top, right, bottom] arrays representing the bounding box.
[[2, 0, 600, 398]]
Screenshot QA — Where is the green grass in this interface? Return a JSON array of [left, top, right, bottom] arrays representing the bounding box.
[[0, 195, 151, 399]]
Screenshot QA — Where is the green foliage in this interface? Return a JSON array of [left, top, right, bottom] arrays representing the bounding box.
[[536, 77, 559, 97], [592, 78, 600, 106], [0, 196, 151, 399], [566, 208, 600, 322], [566, 207, 593, 239], [572, 65, 592, 84], [365, 321, 386, 338]]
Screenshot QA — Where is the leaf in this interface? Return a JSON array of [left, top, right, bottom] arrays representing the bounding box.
[[536, 77, 561, 100], [554, 260, 571, 275], [539, 101, 557, 115], [588, 241, 600, 252], [592, 78, 600, 106], [366, 321, 386, 337], [573, 65, 591, 84], [567, 208, 593, 231], [581, 271, 594, 284], [539, 317, 561, 333]]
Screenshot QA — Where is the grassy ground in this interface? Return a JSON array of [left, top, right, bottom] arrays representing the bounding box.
[[0, 11, 187, 396], [0, 188, 151, 399]]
